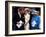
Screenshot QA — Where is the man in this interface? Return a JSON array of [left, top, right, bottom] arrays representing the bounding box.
[[12, 7, 25, 30]]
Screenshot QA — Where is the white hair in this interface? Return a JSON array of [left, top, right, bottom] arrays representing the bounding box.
[[32, 9, 39, 14]]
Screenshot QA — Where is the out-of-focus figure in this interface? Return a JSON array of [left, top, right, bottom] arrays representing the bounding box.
[[31, 9, 40, 29], [13, 7, 25, 30], [24, 8, 32, 30]]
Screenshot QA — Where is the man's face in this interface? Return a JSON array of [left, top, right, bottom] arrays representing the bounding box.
[[18, 8, 25, 15]]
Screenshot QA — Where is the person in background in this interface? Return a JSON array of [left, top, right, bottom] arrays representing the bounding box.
[[13, 7, 25, 30], [24, 8, 30, 30], [30, 9, 40, 29], [24, 8, 32, 30]]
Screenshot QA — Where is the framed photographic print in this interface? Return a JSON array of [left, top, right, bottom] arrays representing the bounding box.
[[5, 1, 45, 36]]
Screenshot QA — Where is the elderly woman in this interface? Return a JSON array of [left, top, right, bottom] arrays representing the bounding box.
[[31, 9, 40, 29]]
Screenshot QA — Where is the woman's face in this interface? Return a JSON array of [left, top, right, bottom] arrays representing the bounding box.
[[24, 8, 31, 15]]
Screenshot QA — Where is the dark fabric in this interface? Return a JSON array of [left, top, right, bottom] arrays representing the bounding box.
[[29, 14, 33, 29], [12, 12, 25, 30]]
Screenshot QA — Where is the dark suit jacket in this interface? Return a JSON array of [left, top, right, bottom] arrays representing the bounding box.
[[12, 12, 25, 30]]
